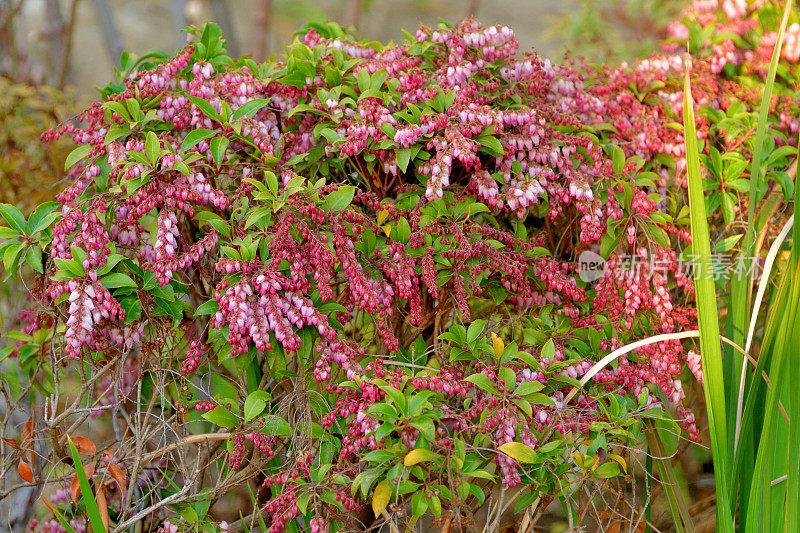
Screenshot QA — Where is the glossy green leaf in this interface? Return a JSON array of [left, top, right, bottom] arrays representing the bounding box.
[[0, 204, 26, 234]]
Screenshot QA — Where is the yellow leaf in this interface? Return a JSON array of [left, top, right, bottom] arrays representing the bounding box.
[[569, 452, 585, 469], [377, 209, 389, 225], [382, 225, 392, 237], [403, 448, 438, 466], [607, 453, 628, 474], [498, 442, 537, 463], [491, 332, 505, 358], [372, 479, 391, 517]]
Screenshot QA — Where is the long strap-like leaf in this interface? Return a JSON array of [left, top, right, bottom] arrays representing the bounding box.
[[683, 59, 734, 533]]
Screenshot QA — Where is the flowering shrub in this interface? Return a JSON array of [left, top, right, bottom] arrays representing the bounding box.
[[2, 3, 800, 531]]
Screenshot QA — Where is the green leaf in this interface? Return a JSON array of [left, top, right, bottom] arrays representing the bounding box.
[[231, 99, 271, 121], [395, 217, 411, 244], [96, 254, 126, 276], [100, 273, 138, 289], [180, 129, 217, 152], [3, 242, 26, 273], [515, 380, 544, 396], [195, 299, 219, 315], [370, 69, 388, 90], [357, 69, 371, 93], [592, 462, 622, 478], [120, 297, 142, 324], [326, 186, 356, 211], [429, 495, 442, 517], [181, 508, 199, 524], [464, 373, 499, 395], [64, 145, 93, 171], [145, 131, 160, 165], [378, 384, 408, 415], [286, 103, 318, 118], [25, 247, 43, 274], [540, 339, 555, 359], [612, 145, 625, 175], [202, 406, 240, 428], [40, 496, 79, 533], [721, 191, 737, 225], [25, 202, 60, 235], [411, 490, 428, 516], [258, 415, 292, 436], [0, 204, 26, 234], [102, 100, 132, 122], [187, 95, 222, 122], [512, 398, 532, 417], [526, 393, 555, 406], [0, 226, 20, 239], [499, 366, 516, 390], [396, 147, 413, 173], [244, 391, 270, 420], [54, 257, 84, 278], [726, 179, 750, 193], [125, 98, 143, 121], [210, 136, 230, 167], [466, 319, 485, 344], [477, 135, 505, 157], [715, 234, 743, 253]]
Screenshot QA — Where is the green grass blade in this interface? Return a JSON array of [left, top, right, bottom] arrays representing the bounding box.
[[68, 436, 108, 533], [744, 265, 800, 532], [645, 424, 692, 533], [787, 331, 799, 533], [644, 449, 653, 533], [731, 217, 794, 529], [683, 63, 733, 532], [725, 1, 793, 483], [785, 141, 800, 533], [749, 0, 792, 209]]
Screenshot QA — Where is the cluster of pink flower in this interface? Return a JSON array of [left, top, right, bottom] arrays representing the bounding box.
[[59, 281, 125, 359], [260, 452, 359, 533], [181, 339, 205, 375], [30, 518, 86, 533]]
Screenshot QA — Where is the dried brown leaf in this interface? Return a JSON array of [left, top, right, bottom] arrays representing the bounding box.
[[95, 485, 110, 532], [21, 415, 35, 466], [18, 458, 33, 483], [71, 461, 96, 502], [71, 475, 80, 503], [71, 436, 97, 455], [84, 461, 96, 478], [108, 462, 127, 497]]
